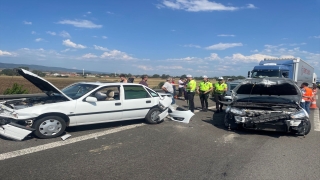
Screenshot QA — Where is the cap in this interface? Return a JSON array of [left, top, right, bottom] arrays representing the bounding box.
[[186, 74, 192, 78], [202, 75, 208, 78], [218, 76, 224, 80]]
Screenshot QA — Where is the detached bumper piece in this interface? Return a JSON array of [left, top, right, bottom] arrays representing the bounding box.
[[0, 123, 34, 141], [169, 111, 195, 124]]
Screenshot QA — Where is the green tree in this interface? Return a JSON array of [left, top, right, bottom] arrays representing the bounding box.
[[152, 74, 160, 78], [158, 82, 165, 88], [3, 83, 29, 95], [1, 69, 16, 76]]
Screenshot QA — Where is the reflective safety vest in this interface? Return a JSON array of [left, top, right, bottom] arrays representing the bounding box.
[[303, 87, 313, 102], [214, 82, 227, 94], [186, 80, 196, 92], [199, 81, 212, 91]]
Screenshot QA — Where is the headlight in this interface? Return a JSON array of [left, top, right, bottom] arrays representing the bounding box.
[[230, 108, 246, 116], [291, 109, 309, 119], [225, 106, 231, 113]]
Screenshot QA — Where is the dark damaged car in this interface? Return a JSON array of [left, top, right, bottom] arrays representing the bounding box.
[[222, 78, 311, 136]]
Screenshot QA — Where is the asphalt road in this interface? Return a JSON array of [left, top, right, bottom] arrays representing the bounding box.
[[0, 94, 320, 180]]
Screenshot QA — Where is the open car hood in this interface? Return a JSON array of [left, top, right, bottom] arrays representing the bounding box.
[[17, 69, 72, 101], [232, 78, 301, 103]]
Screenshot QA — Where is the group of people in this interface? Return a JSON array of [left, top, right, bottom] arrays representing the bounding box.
[[167, 75, 227, 113]]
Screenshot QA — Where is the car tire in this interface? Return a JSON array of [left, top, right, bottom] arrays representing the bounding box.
[[145, 108, 162, 124], [33, 116, 66, 139], [224, 113, 239, 130], [296, 120, 311, 136]]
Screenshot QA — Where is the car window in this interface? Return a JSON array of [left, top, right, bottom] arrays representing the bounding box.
[[90, 86, 120, 101], [146, 88, 159, 97], [61, 83, 98, 100], [124, 85, 151, 99]]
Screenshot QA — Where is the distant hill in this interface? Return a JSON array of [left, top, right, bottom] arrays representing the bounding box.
[[0, 62, 109, 74]]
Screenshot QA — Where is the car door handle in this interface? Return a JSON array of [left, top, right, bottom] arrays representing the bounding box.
[[115, 103, 121, 106], [146, 100, 151, 103]]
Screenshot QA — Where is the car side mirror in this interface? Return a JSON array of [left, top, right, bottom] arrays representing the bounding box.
[[85, 97, 97, 103], [247, 71, 251, 78]]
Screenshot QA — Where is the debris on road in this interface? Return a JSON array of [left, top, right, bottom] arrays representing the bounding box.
[[61, 134, 71, 141]]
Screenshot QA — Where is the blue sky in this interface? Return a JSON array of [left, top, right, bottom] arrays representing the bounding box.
[[0, 0, 319, 76]]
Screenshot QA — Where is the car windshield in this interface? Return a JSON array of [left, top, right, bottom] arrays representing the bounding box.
[[230, 84, 238, 90], [252, 70, 280, 78], [61, 83, 99, 100]]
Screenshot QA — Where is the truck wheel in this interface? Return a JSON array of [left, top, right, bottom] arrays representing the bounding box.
[[145, 108, 162, 124], [33, 116, 66, 139]]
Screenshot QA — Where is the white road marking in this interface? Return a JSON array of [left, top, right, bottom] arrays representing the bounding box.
[[313, 108, 320, 131], [0, 123, 145, 161]]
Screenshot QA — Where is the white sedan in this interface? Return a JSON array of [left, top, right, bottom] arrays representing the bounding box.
[[0, 69, 194, 140]]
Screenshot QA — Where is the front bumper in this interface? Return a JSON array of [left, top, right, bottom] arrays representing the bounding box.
[[0, 122, 34, 141]]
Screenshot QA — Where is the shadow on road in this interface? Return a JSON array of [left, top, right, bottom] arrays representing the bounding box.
[[202, 110, 298, 138]]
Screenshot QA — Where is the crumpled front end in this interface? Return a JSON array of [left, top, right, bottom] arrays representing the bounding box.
[[224, 104, 311, 135]]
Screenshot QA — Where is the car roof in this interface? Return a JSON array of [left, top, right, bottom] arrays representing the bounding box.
[[76, 82, 145, 86]]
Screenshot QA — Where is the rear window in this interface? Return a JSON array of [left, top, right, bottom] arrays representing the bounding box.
[[236, 83, 298, 95]]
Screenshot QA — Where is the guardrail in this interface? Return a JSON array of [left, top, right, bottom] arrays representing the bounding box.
[[0, 89, 169, 101]]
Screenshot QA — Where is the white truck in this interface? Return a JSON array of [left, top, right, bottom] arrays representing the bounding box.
[[248, 58, 316, 86]]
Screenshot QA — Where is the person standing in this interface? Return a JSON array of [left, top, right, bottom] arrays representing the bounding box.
[[171, 78, 177, 99], [300, 82, 312, 114], [162, 77, 175, 104], [196, 75, 213, 112], [186, 74, 196, 112], [139, 75, 148, 87], [213, 77, 227, 113], [119, 74, 128, 83], [178, 77, 185, 98]]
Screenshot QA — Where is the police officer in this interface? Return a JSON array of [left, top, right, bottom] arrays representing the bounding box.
[[213, 77, 227, 113], [186, 74, 196, 112], [196, 75, 213, 112]]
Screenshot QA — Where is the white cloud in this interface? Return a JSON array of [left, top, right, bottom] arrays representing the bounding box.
[[217, 34, 235, 37], [31, 31, 36, 34], [23, 21, 32, 25], [102, 36, 108, 39], [0, 50, 13, 56], [62, 39, 86, 49], [159, 0, 240, 11], [61, 48, 71, 53], [87, 11, 91, 14], [134, 65, 154, 71], [46, 31, 56, 36], [107, 11, 114, 14], [100, 50, 134, 60], [228, 53, 277, 63], [157, 65, 183, 69], [168, 56, 200, 61], [206, 43, 243, 50], [59, 31, 71, 38], [313, 35, 320, 38], [57, 19, 102, 29], [246, 4, 257, 9], [183, 44, 201, 48], [35, 38, 44, 42], [251, 49, 259, 53], [94, 45, 109, 51], [82, 53, 98, 59], [171, 29, 176, 32], [205, 53, 220, 60]]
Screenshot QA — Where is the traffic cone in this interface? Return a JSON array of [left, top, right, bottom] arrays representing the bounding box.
[[310, 99, 318, 109]]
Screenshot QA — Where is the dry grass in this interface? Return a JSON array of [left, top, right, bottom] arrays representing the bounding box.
[[0, 76, 217, 94]]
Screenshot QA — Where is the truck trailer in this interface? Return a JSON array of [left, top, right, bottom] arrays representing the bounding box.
[[248, 58, 316, 86]]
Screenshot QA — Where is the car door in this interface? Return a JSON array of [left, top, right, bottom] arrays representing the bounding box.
[[121, 85, 154, 120], [74, 85, 123, 125]]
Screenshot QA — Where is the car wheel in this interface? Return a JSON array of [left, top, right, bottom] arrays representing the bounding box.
[[296, 120, 311, 136], [33, 116, 66, 139], [224, 113, 239, 130], [145, 108, 162, 124]]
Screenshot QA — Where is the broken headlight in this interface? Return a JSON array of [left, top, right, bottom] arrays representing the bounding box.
[[290, 109, 309, 119], [230, 108, 246, 116]]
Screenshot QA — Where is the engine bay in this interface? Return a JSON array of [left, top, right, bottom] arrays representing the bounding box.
[[2, 95, 68, 110]]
